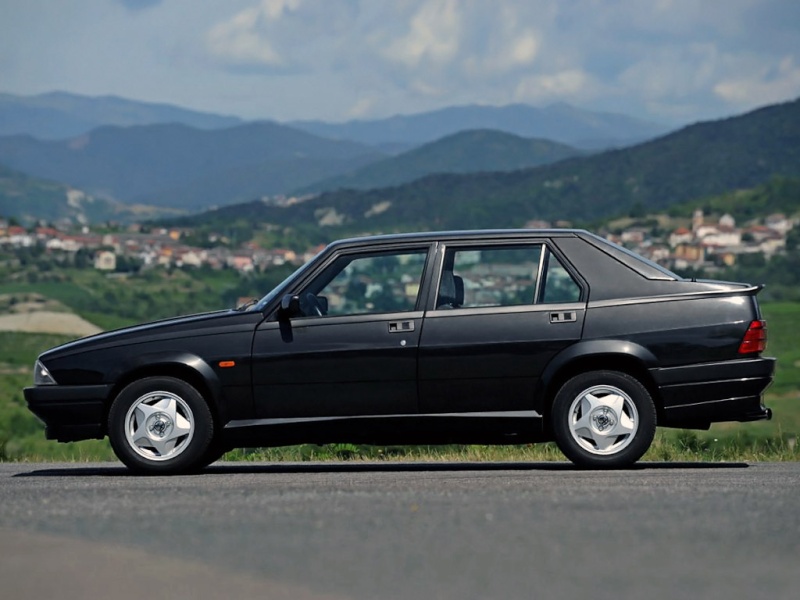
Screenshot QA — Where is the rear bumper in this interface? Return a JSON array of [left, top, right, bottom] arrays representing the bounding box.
[[651, 357, 775, 428], [23, 384, 112, 442]]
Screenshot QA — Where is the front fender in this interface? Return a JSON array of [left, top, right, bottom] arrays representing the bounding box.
[[110, 351, 225, 414]]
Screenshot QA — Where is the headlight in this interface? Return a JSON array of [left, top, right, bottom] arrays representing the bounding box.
[[33, 360, 57, 386]]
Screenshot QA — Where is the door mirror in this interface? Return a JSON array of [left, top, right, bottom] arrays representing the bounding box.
[[279, 294, 301, 319]]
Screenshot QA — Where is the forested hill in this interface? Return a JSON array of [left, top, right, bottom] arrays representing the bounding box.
[[295, 130, 583, 195], [176, 97, 800, 233]]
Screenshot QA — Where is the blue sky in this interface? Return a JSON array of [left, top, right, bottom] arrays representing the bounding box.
[[1, 0, 799, 125]]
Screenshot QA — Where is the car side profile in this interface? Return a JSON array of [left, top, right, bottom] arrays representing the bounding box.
[[24, 230, 775, 473]]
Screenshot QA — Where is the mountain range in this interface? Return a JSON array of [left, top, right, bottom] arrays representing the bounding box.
[[290, 102, 669, 149], [1, 92, 798, 232], [294, 130, 583, 195], [0, 121, 383, 210], [2, 91, 669, 151], [0, 99, 615, 215], [173, 97, 800, 236], [0, 91, 242, 140]]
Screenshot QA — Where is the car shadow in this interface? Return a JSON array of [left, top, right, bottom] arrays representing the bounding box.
[[14, 460, 750, 477]]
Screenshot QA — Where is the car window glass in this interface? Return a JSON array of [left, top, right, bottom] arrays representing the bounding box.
[[438, 245, 542, 309], [541, 253, 582, 303], [302, 250, 427, 317]]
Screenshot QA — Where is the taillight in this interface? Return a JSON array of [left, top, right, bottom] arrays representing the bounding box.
[[738, 320, 767, 354]]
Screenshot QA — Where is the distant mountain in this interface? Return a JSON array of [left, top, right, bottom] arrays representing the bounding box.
[[296, 130, 583, 194], [174, 98, 800, 235], [289, 102, 670, 150], [0, 164, 180, 225], [0, 122, 385, 211], [0, 91, 242, 140]]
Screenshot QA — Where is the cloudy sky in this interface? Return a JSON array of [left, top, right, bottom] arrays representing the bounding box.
[[1, 0, 799, 125]]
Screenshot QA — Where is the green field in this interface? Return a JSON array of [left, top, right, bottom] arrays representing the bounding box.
[[1, 302, 798, 463]]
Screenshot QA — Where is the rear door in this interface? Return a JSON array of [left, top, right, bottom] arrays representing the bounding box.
[[418, 241, 586, 415]]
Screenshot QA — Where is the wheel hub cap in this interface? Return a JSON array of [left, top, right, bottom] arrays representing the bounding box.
[[590, 407, 617, 432], [147, 412, 174, 439]]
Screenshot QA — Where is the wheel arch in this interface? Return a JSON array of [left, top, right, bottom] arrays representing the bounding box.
[[536, 340, 664, 427], [105, 352, 227, 432]]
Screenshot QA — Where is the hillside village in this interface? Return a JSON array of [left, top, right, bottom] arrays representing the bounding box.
[[0, 209, 796, 276]]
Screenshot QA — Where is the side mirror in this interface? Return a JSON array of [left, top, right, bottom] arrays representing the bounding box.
[[278, 294, 301, 319]]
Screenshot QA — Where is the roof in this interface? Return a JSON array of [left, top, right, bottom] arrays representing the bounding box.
[[330, 228, 589, 249]]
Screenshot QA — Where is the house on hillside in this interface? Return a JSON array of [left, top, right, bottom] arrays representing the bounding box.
[[94, 250, 117, 271]]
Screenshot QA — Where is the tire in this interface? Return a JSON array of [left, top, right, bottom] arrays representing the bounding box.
[[551, 370, 656, 469], [108, 376, 214, 475], [197, 439, 231, 469]]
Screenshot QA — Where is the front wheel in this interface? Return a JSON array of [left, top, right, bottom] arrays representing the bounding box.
[[551, 370, 656, 469], [108, 376, 214, 475]]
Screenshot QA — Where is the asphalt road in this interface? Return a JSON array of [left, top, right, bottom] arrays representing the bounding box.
[[1, 461, 799, 600]]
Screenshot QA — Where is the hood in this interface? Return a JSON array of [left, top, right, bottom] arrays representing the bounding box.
[[39, 309, 248, 360]]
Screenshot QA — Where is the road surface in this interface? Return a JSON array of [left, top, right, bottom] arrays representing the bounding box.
[[1, 461, 799, 599]]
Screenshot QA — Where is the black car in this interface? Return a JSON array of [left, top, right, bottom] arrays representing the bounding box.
[[24, 230, 775, 473]]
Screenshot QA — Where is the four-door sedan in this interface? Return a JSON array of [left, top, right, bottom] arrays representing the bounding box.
[[24, 229, 775, 473]]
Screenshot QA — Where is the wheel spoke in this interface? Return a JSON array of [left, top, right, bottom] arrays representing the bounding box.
[[604, 393, 626, 416], [612, 411, 636, 437], [593, 430, 620, 451]]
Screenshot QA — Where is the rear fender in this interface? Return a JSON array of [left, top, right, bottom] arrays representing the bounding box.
[[535, 340, 659, 414]]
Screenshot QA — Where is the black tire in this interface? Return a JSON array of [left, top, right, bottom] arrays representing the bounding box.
[[551, 370, 656, 469], [196, 439, 231, 469], [108, 376, 214, 475]]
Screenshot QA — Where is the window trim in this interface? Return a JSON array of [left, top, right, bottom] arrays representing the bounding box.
[[432, 240, 586, 311], [288, 244, 434, 319]]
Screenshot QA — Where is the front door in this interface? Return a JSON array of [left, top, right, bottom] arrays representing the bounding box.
[[252, 247, 430, 418]]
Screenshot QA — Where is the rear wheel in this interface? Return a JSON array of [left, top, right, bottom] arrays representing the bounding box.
[[551, 370, 656, 469], [108, 376, 214, 475]]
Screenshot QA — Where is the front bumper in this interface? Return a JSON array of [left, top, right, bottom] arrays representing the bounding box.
[[23, 384, 112, 442], [651, 357, 775, 428]]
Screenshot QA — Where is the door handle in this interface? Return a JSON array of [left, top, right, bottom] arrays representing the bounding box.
[[549, 311, 577, 324], [388, 320, 415, 333]]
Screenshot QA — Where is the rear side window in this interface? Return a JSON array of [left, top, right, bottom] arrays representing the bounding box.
[[541, 253, 582, 303], [436, 244, 581, 309]]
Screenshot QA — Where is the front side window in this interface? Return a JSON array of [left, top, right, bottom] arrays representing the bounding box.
[[299, 250, 428, 317]]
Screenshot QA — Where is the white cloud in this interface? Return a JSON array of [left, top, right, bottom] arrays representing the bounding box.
[[514, 69, 595, 104], [2, 0, 799, 123], [382, 0, 462, 69], [714, 56, 800, 108], [206, 0, 303, 67]]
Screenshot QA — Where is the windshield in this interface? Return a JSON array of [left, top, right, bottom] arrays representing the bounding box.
[[251, 247, 327, 312]]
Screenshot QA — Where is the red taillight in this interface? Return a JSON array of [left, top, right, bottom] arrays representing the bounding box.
[[738, 320, 767, 354]]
